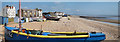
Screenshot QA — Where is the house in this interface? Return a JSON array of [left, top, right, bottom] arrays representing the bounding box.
[[54, 12, 64, 16], [2, 5, 16, 18], [43, 12, 64, 16], [18, 9, 36, 17], [18, 9, 42, 18], [38, 9, 42, 18]]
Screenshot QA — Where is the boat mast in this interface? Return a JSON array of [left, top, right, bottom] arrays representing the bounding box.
[[19, 0, 21, 31]]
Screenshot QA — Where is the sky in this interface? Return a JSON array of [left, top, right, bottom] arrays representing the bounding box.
[[2, 2, 118, 16], [0, 0, 120, 2], [0, 1, 1, 10], [0, 1, 1, 16]]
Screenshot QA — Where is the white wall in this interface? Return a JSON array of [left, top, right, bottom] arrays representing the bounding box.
[[2, 7, 7, 17], [3, 6, 16, 18]]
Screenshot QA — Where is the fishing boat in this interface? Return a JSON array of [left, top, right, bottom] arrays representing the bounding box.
[[4, 26, 105, 42], [4, 0, 106, 42]]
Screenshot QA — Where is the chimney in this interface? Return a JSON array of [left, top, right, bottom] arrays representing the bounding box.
[[12, 6, 13, 9], [9, 6, 11, 9], [6, 5, 9, 7]]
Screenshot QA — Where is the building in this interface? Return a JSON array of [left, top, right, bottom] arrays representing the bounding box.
[[18, 9, 42, 18], [44, 12, 64, 16], [38, 9, 42, 18], [43, 12, 64, 19], [54, 12, 64, 16], [18, 9, 36, 17], [2, 5, 16, 18], [54, 12, 64, 18]]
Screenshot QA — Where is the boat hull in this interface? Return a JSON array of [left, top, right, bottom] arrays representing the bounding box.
[[4, 27, 105, 42], [5, 33, 103, 42]]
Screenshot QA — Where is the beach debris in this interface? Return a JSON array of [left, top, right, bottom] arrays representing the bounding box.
[[68, 17, 70, 20], [41, 25, 42, 30]]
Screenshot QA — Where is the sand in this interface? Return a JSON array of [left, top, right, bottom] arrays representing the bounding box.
[[0, 25, 4, 42], [5, 16, 119, 40]]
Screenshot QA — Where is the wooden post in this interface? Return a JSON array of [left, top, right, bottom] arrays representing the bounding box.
[[19, 0, 21, 31], [41, 25, 42, 30]]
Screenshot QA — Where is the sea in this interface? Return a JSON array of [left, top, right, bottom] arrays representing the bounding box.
[[73, 14, 119, 20], [71, 14, 119, 26]]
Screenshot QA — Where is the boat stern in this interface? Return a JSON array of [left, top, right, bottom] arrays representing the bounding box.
[[86, 32, 106, 42]]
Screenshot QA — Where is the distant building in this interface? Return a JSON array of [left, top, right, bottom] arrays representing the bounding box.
[[54, 12, 64, 16], [43, 12, 64, 18], [18, 9, 42, 18], [48, 12, 55, 16], [45, 12, 64, 16], [38, 9, 42, 18], [2, 5, 16, 18], [54, 12, 64, 18], [18, 9, 36, 17]]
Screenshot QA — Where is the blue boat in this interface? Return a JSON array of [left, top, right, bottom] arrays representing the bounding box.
[[4, 26, 106, 42]]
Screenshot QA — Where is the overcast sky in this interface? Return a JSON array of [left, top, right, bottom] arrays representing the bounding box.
[[0, 0, 119, 2]]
